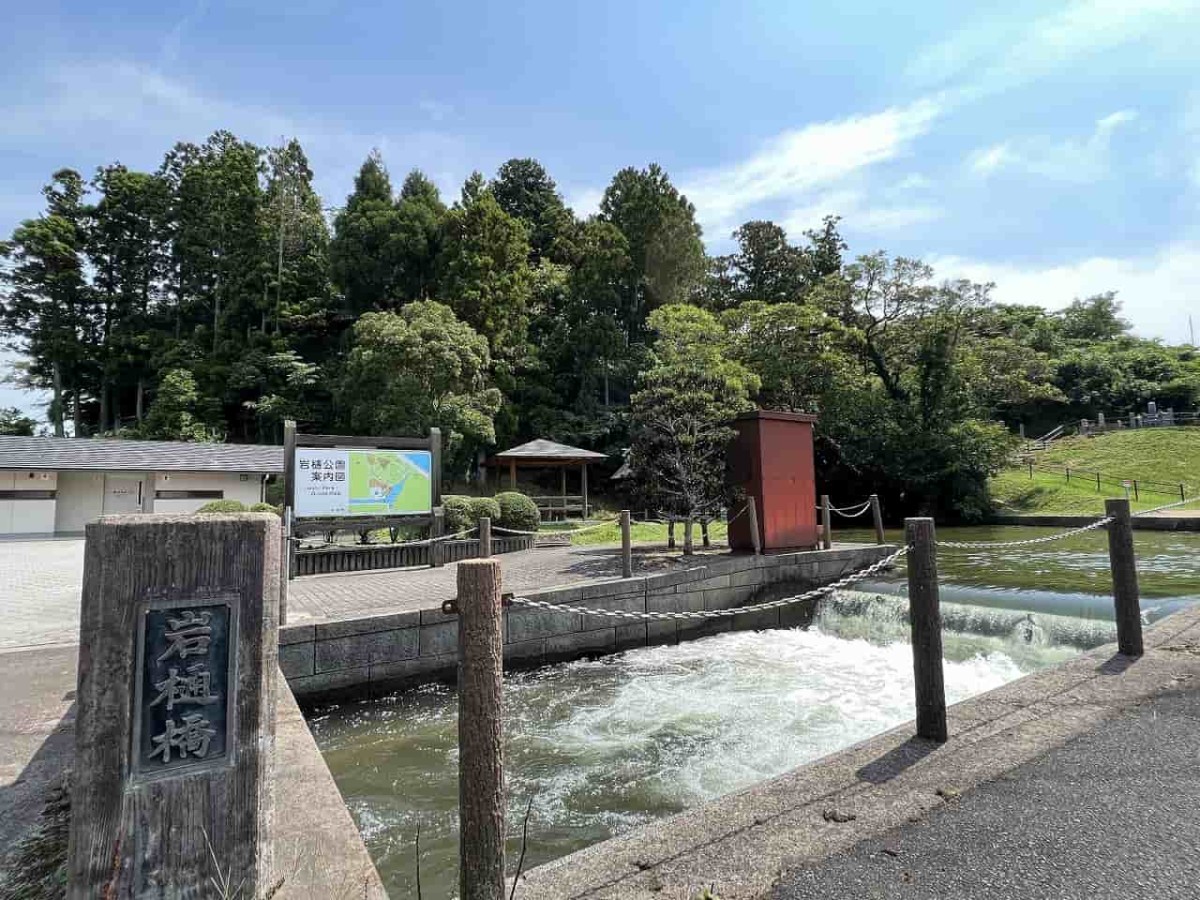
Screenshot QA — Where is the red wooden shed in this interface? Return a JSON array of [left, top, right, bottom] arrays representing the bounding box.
[[727, 410, 819, 551]]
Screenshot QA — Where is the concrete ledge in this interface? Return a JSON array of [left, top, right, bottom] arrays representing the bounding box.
[[286, 544, 896, 704], [990, 514, 1200, 530], [512, 605, 1200, 900]]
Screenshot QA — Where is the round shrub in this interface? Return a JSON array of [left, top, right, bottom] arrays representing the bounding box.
[[467, 496, 501, 526], [196, 499, 247, 514], [442, 495, 473, 532], [249, 502, 281, 516], [495, 491, 540, 532]]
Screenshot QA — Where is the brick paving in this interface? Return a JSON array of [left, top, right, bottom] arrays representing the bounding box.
[[286, 544, 725, 622], [0, 539, 85, 650]]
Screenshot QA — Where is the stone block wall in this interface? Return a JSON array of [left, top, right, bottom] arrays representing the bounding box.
[[282, 545, 895, 703]]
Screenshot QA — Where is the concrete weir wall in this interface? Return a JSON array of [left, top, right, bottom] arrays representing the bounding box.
[[280, 545, 895, 702]]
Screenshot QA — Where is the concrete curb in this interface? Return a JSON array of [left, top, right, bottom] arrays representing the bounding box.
[[513, 606, 1200, 900]]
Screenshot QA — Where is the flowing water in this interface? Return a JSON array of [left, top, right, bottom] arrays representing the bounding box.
[[310, 525, 1200, 899]]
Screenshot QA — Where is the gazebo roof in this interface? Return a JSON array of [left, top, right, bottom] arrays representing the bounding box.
[[493, 439, 607, 462]]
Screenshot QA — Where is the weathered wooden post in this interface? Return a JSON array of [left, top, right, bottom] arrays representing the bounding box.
[[68, 513, 279, 899], [456, 559, 505, 900], [479, 515, 492, 558], [1105, 498, 1144, 657], [430, 508, 445, 568], [620, 510, 633, 578], [281, 505, 293, 624], [820, 494, 833, 550], [747, 497, 762, 555], [905, 518, 947, 743], [870, 494, 885, 545]]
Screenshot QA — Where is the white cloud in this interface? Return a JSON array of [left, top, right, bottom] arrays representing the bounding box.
[[967, 110, 1137, 182], [681, 98, 943, 237], [565, 186, 603, 218], [912, 0, 1200, 99], [781, 188, 941, 239], [932, 242, 1200, 342]]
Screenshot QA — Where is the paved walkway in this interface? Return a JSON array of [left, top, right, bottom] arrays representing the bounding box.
[[775, 683, 1200, 899], [0, 540, 83, 650], [287, 544, 727, 622]]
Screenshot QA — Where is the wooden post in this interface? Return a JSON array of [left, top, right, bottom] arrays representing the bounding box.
[[430, 426, 443, 508], [870, 494, 885, 544], [581, 463, 589, 518], [1105, 498, 1144, 657], [509, 459, 517, 489], [281, 505, 292, 624], [683, 516, 694, 555], [1133, 480, 1139, 501], [1028, 460, 1034, 478], [560, 467, 567, 515], [667, 518, 676, 549], [820, 494, 833, 550], [620, 510, 632, 578], [430, 509, 445, 568], [479, 515, 492, 558], [700, 518, 711, 548], [456, 559, 505, 900], [747, 497, 762, 555], [905, 518, 947, 743], [68, 514, 279, 898], [1097, 472, 1102, 492]]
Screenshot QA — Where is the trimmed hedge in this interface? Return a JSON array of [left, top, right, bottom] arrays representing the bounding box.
[[467, 496, 501, 525], [249, 502, 282, 515], [196, 500, 247, 513], [495, 491, 541, 532], [442, 495, 473, 532]]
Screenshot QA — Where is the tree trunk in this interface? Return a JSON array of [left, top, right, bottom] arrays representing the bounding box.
[[135, 379, 144, 423], [683, 517, 694, 555], [51, 362, 65, 437], [99, 381, 110, 436]]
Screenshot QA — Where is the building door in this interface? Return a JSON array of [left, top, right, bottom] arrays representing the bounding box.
[[102, 476, 143, 515]]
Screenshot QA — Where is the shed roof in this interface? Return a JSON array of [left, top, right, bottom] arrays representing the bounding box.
[[0, 435, 284, 474], [492, 439, 607, 461]]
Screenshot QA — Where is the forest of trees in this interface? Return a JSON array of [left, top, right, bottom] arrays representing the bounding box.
[[3, 131, 1198, 518]]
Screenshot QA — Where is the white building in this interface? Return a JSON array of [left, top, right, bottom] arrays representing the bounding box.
[[0, 435, 283, 536]]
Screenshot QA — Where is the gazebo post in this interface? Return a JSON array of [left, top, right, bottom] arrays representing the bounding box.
[[581, 463, 589, 518], [509, 459, 517, 489], [560, 467, 567, 518]]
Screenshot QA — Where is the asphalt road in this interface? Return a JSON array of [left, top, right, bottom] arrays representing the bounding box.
[[775, 684, 1200, 900]]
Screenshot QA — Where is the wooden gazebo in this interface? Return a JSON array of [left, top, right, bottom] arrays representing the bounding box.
[[486, 439, 607, 519]]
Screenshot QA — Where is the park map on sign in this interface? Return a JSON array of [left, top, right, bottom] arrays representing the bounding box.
[[347, 451, 432, 515]]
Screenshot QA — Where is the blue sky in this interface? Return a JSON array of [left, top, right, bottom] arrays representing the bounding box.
[[3, 0, 1199, 418]]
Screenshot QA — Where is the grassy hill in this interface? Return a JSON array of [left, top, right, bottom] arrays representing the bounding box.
[[991, 428, 1200, 515]]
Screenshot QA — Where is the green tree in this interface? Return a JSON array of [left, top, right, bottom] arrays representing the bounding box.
[[329, 151, 404, 315], [709, 221, 808, 310], [1059, 293, 1130, 342], [437, 182, 533, 360], [627, 305, 757, 530], [393, 170, 446, 302], [600, 164, 706, 337], [137, 368, 223, 442], [0, 170, 93, 436], [492, 158, 577, 263], [0, 407, 37, 436], [338, 301, 502, 476]]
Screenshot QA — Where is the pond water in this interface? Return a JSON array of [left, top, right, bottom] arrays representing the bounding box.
[[310, 525, 1200, 899]]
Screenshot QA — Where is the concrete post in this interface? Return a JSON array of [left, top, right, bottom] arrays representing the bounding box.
[[1105, 499, 1144, 657], [68, 514, 279, 898], [479, 516, 492, 558], [456, 559, 505, 900], [870, 494, 886, 545], [905, 518, 947, 743], [1098, 411, 1106, 429], [820, 494, 833, 550], [747, 497, 762, 555], [620, 510, 632, 578]]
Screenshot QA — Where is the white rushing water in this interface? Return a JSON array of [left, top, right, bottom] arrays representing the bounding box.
[[314, 612, 1077, 897]]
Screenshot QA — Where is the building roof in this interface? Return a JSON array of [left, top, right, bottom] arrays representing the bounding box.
[[492, 439, 607, 462], [0, 435, 284, 474]]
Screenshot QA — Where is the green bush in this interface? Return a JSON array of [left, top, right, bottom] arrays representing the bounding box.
[[467, 496, 501, 526], [495, 491, 540, 532], [195, 499, 247, 514], [442, 495, 473, 532], [249, 502, 281, 516]]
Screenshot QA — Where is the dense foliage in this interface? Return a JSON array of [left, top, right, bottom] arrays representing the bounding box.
[[3, 132, 1197, 519]]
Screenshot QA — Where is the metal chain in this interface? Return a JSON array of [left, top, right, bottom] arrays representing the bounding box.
[[507, 545, 909, 621], [295, 526, 478, 549], [938, 516, 1113, 550], [1133, 496, 1200, 517]]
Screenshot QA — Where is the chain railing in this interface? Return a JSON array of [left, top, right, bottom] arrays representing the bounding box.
[[937, 516, 1114, 550], [294, 525, 479, 550], [507, 545, 908, 621], [1133, 496, 1200, 517]]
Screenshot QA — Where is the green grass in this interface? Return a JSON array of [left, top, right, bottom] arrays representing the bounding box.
[[991, 428, 1200, 515], [561, 518, 730, 546]]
